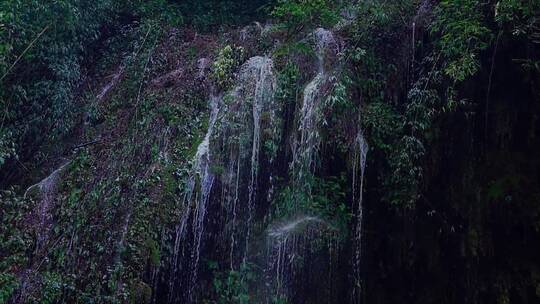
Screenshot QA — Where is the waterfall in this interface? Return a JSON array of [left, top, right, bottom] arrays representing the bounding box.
[[352, 130, 368, 303], [218, 56, 276, 267], [265, 216, 337, 302], [169, 92, 221, 303], [243, 56, 276, 261], [189, 93, 221, 298], [293, 28, 338, 183], [169, 56, 276, 302], [313, 28, 337, 74], [262, 28, 344, 302]]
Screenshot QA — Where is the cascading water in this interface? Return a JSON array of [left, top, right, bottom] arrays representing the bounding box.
[[168, 28, 347, 303], [265, 28, 343, 302], [244, 56, 276, 260], [265, 216, 338, 302], [169, 92, 221, 303], [293, 28, 338, 182], [189, 93, 221, 297], [352, 130, 368, 303], [169, 56, 276, 302], [217, 56, 276, 267]]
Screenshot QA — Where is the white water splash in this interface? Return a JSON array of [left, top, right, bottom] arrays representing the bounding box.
[[267, 216, 324, 238], [266, 216, 336, 301]]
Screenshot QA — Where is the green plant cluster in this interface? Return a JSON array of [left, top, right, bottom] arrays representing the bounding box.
[[431, 0, 492, 81], [212, 45, 246, 90], [273, 174, 351, 234], [208, 262, 256, 304], [271, 0, 340, 38], [0, 190, 32, 302]]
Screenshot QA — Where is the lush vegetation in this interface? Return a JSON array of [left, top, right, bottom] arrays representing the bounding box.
[[1, 0, 539, 303]]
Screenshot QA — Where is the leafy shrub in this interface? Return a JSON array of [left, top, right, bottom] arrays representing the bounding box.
[[0, 272, 19, 304], [273, 174, 351, 233], [495, 0, 540, 71], [210, 262, 255, 304], [431, 0, 492, 81], [212, 45, 246, 90], [0, 130, 16, 166], [271, 0, 339, 36], [362, 102, 402, 153], [0, 190, 32, 301]]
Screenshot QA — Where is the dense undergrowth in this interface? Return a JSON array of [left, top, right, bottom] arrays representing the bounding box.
[[1, 0, 540, 303]]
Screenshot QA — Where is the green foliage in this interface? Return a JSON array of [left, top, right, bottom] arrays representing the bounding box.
[[274, 174, 351, 232], [210, 263, 256, 304], [362, 102, 423, 209], [128, 280, 152, 304], [495, 0, 540, 71], [0, 272, 19, 303], [431, 0, 492, 81], [271, 0, 339, 37], [362, 102, 402, 153], [145, 237, 161, 266], [0, 0, 119, 177], [346, 0, 427, 209], [0, 130, 16, 166], [174, 0, 270, 31], [40, 272, 63, 304], [0, 190, 32, 302], [495, 0, 540, 36], [347, 0, 416, 101], [384, 135, 424, 209], [276, 63, 300, 105], [325, 75, 353, 111], [212, 45, 246, 90], [273, 41, 314, 61], [271, 296, 288, 304]]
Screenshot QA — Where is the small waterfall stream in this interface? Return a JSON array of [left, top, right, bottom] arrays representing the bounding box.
[[352, 130, 368, 303], [169, 56, 276, 302], [265, 216, 338, 302], [24, 161, 70, 250], [15, 161, 70, 303], [244, 56, 276, 260], [293, 28, 338, 182], [168, 27, 358, 304], [218, 56, 276, 267], [169, 92, 221, 302], [189, 93, 221, 298], [265, 28, 343, 302]]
